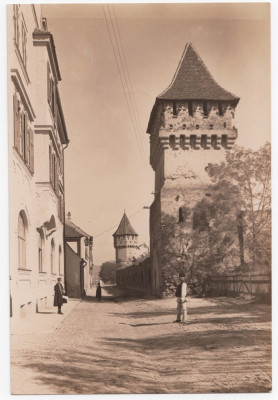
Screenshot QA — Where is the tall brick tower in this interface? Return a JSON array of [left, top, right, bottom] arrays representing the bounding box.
[[113, 212, 138, 268], [147, 43, 240, 296]]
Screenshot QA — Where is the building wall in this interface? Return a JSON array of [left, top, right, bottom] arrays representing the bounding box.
[[65, 244, 82, 298], [8, 4, 67, 317], [65, 232, 93, 297]]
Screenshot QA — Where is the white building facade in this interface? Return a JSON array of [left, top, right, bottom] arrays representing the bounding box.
[[8, 4, 69, 317]]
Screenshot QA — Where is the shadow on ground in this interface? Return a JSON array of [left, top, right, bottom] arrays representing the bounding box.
[[82, 284, 154, 303]]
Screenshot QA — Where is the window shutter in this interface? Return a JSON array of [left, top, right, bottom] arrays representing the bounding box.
[[55, 156, 59, 194], [29, 128, 34, 173], [24, 112, 28, 159], [47, 63, 51, 104], [58, 196, 61, 220], [61, 194, 64, 222], [24, 114, 30, 165], [49, 145, 52, 184], [13, 92, 20, 151], [20, 113, 25, 156], [54, 86, 57, 124], [52, 154, 56, 189]]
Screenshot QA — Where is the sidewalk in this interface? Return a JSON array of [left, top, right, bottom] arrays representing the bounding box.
[[10, 299, 79, 335]]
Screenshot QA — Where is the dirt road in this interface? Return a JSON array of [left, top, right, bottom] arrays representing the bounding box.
[[11, 287, 271, 394]]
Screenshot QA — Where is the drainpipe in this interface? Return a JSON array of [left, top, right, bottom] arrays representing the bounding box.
[[62, 141, 69, 293]]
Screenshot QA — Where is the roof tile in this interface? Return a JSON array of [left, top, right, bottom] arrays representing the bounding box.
[[158, 43, 239, 101]]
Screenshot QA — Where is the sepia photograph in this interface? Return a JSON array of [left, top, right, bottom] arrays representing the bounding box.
[[5, 0, 274, 396]]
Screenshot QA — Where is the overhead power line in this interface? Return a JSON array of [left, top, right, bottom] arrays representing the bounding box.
[[111, 5, 146, 156], [102, 3, 148, 166], [93, 206, 147, 239]]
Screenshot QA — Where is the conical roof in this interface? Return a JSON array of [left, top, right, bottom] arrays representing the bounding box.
[[113, 212, 138, 236], [158, 42, 239, 102]]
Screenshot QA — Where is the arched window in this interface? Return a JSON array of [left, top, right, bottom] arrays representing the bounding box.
[[51, 239, 55, 274], [58, 245, 62, 275], [38, 231, 44, 272], [18, 212, 27, 269]]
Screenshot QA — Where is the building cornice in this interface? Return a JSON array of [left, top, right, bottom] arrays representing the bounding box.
[[56, 87, 69, 144], [33, 29, 61, 83], [11, 69, 35, 121], [34, 124, 60, 155]]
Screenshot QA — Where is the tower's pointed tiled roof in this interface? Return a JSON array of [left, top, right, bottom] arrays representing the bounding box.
[[158, 42, 239, 102], [113, 212, 138, 236]]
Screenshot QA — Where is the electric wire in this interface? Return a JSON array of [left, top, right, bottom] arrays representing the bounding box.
[[102, 4, 147, 166], [93, 207, 146, 238], [111, 4, 147, 162]]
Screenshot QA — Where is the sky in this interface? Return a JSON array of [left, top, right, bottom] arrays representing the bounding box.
[[41, 2, 271, 265]]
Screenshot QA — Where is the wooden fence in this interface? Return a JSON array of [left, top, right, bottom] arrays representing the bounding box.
[[208, 272, 271, 299]]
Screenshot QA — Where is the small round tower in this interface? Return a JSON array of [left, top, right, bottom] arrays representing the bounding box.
[[113, 212, 138, 268]]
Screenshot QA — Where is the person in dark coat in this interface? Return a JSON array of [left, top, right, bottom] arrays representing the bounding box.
[[96, 282, 102, 301], [54, 277, 65, 314]]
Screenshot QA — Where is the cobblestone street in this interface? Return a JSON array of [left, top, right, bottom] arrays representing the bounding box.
[[11, 286, 271, 394]]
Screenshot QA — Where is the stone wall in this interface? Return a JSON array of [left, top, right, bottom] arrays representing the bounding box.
[[116, 258, 152, 293], [150, 146, 242, 297]]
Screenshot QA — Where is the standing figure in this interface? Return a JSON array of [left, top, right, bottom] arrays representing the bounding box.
[[96, 282, 102, 302], [174, 272, 187, 323], [54, 277, 65, 315]]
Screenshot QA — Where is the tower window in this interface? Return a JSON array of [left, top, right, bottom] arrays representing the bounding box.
[[211, 135, 217, 149], [190, 135, 196, 149], [196, 124, 200, 129], [209, 124, 213, 130], [201, 135, 207, 149], [223, 122, 227, 128], [203, 101, 208, 117], [188, 101, 193, 116], [173, 101, 177, 116], [182, 124, 186, 129], [169, 124, 173, 129], [221, 135, 228, 148], [180, 135, 185, 147], [179, 207, 184, 222], [169, 135, 175, 147], [219, 102, 223, 116]]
